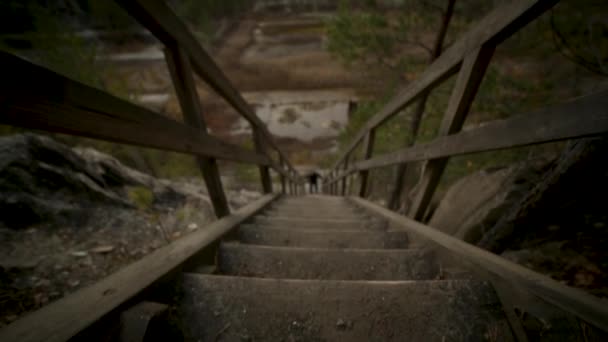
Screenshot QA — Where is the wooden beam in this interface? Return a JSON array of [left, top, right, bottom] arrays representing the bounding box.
[[254, 134, 273, 194], [359, 129, 376, 197], [279, 157, 286, 194], [0, 194, 279, 342], [408, 45, 494, 220], [114, 0, 295, 173], [165, 44, 230, 218], [330, 0, 559, 171], [352, 90, 608, 172], [0, 52, 269, 166], [120, 302, 168, 342], [350, 196, 608, 332], [340, 155, 350, 196]]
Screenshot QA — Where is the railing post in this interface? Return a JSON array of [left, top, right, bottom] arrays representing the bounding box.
[[334, 172, 339, 196], [164, 44, 230, 218], [340, 155, 350, 196], [359, 129, 375, 197], [279, 157, 286, 194], [254, 133, 273, 194], [409, 45, 494, 220]]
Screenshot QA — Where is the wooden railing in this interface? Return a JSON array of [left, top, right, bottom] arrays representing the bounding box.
[[324, 0, 608, 333], [0, 0, 304, 219], [2, 0, 608, 340], [322, 0, 607, 218]]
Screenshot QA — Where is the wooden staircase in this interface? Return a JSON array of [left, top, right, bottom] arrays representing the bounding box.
[[1, 1, 608, 341], [176, 195, 514, 341]]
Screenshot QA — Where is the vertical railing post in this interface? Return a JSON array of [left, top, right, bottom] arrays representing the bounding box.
[[254, 133, 273, 194], [340, 155, 350, 196], [359, 129, 375, 197], [164, 44, 230, 218], [409, 45, 494, 220], [279, 156, 286, 194]]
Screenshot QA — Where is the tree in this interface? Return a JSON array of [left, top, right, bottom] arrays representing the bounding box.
[[326, 0, 456, 210], [387, 0, 455, 211]]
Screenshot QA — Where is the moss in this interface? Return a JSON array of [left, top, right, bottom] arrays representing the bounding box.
[[127, 186, 154, 210]]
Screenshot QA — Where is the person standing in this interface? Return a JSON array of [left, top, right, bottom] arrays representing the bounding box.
[[308, 171, 322, 193]]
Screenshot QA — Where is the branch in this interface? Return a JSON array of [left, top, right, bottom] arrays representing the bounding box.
[[401, 39, 433, 56], [550, 9, 608, 76]]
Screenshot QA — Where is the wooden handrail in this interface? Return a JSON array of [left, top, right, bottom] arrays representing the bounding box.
[[329, 0, 558, 172], [360, 90, 608, 173], [351, 196, 608, 332], [0, 52, 269, 166], [0, 194, 279, 342], [115, 0, 297, 175], [325, 89, 608, 186]]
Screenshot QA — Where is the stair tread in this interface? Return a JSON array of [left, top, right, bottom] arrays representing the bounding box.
[[253, 216, 384, 230], [178, 274, 514, 342], [237, 224, 408, 248], [218, 243, 438, 280]]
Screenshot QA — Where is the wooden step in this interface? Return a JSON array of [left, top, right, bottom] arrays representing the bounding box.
[[217, 243, 437, 280], [262, 210, 366, 221], [252, 216, 386, 230], [236, 224, 409, 248], [177, 274, 514, 342]]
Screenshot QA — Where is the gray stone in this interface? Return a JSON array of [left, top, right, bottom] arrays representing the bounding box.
[[428, 160, 549, 244]]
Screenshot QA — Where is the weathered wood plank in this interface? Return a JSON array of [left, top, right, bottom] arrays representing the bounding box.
[[279, 157, 286, 194], [254, 134, 273, 194], [165, 44, 230, 218], [340, 155, 350, 196], [352, 90, 608, 173], [0, 52, 269, 166], [0, 194, 279, 342], [359, 129, 376, 197], [120, 302, 168, 342], [115, 0, 295, 173], [408, 46, 494, 220], [350, 196, 608, 332], [330, 0, 558, 171]]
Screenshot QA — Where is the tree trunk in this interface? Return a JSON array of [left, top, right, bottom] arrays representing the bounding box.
[[387, 0, 455, 211]]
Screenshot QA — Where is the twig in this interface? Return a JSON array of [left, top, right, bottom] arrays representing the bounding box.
[[214, 323, 231, 341]]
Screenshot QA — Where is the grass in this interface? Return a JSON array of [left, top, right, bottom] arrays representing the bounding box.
[[127, 186, 154, 210]]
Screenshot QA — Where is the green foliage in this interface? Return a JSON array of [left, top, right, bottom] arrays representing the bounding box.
[[170, 0, 253, 42], [0, 4, 101, 89], [327, 0, 606, 199], [87, 1, 138, 30], [326, 4, 394, 66], [234, 164, 260, 185], [127, 186, 154, 210]]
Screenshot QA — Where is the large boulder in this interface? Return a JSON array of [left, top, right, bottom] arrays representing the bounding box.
[[428, 159, 551, 244], [0, 134, 201, 229]]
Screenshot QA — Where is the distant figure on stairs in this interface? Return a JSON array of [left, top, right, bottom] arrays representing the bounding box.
[[307, 170, 322, 193]]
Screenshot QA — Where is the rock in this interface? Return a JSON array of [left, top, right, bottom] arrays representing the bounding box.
[[187, 223, 198, 231], [428, 160, 550, 244], [0, 134, 133, 229], [0, 134, 232, 229], [90, 245, 115, 254], [70, 251, 88, 258]]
